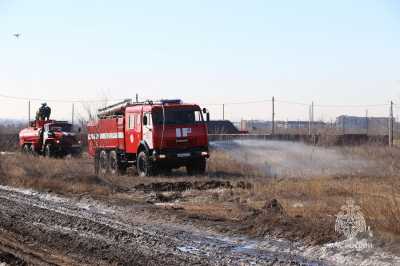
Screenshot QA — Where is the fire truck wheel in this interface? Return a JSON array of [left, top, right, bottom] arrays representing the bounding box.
[[137, 151, 153, 177], [99, 150, 109, 175], [186, 158, 206, 175], [109, 150, 120, 176], [160, 167, 172, 175], [94, 154, 100, 175], [22, 144, 30, 154], [30, 145, 37, 155], [45, 144, 53, 157]]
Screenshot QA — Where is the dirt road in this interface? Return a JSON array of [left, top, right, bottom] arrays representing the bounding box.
[[0, 185, 324, 266]]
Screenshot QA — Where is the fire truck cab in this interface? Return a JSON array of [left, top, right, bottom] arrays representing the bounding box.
[[87, 99, 210, 176], [19, 119, 82, 157]]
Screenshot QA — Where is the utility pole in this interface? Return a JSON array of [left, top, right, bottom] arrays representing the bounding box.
[[272, 96, 275, 136], [311, 101, 314, 135], [365, 109, 369, 135], [311, 101, 315, 143], [72, 103, 75, 127], [28, 100, 31, 127], [389, 101, 394, 147], [308, 102, 314, 137], [308, 105, 311, 136], [136, 93, 139, 103], [222, 104, 225, 120]]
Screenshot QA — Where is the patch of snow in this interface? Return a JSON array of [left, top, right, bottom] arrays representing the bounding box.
[[177, 245, 201, 254], [292, 202, 305, 208], [302, 237, 400, 266], [0, 151, 15, 156]]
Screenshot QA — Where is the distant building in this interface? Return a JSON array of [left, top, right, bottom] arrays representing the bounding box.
[[240, 120, 276, 132], [284, 121, 326, 129], [336, 116, 368, 129], [239, 119, 325, 132], [336, 115, 394, 134]]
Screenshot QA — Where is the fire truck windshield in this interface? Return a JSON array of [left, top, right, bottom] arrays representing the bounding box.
[[152, 109, 203, 125], [48, 123, 73, 132]]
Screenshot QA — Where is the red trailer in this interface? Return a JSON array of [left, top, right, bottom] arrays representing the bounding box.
[[87, 99, 210, 176]]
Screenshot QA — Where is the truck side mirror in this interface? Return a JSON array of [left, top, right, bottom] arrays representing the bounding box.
[[143, 116, 148, 126], [202, 108, 207, 114], [78, 127, 82, 133], [206, 113, 210, 122]]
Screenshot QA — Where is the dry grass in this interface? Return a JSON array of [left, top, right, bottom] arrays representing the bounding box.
[[0, 154, 112, 195], [1, 145, 400, 251], [158, 146, 400, 248], [207, 148, 263, 177]]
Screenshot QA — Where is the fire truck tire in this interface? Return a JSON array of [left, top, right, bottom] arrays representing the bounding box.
[[99, 150, 109, 176], [22, 144, 30, 154], [137, 151, 153, 177], [160, 167, 172, 175], [94, 153, 100, 175], [30, 145, 37, 155], [45, 144, 53, 158], [186, 158, 206, 175], [109, 150, 121, 176]]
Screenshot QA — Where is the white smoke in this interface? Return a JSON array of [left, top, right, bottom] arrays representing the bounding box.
[[211, 140, 378, 178]]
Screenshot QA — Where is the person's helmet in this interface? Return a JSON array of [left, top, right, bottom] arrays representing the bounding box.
[[41, 102, 47, 106]]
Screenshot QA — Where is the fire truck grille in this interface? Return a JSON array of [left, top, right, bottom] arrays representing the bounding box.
[[166, 138, 197, 148], [61, 136, 77, 146]]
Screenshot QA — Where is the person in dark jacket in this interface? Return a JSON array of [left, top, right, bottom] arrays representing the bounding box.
[[37, 103, 51, 120]]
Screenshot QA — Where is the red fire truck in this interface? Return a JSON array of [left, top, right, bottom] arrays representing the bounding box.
[[87, 99, 210, 176], [19, 119, 82, 157]]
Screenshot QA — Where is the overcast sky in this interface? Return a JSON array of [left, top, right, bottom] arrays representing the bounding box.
[[1, 0, 400, 121]]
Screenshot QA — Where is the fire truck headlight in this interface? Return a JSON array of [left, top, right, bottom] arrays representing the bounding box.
[[78, 140, 81, 144], [201, 151, 208, 156], [158, 154, 166, 159], [56, 140, 60, 144]]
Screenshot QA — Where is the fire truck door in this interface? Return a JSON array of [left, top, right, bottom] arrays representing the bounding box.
[[143, 112, 153, 149]]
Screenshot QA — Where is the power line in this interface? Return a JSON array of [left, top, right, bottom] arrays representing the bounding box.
[[0, 92, 392, 108], [204, 99, 273, 105], [276, 100, 309, 106], [203, 98, 388, 108], [0, 93, 127, 103], [314, 103, 388, 108]]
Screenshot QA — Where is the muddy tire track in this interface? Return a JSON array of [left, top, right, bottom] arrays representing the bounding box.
[[0, 186, 324, 266]]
